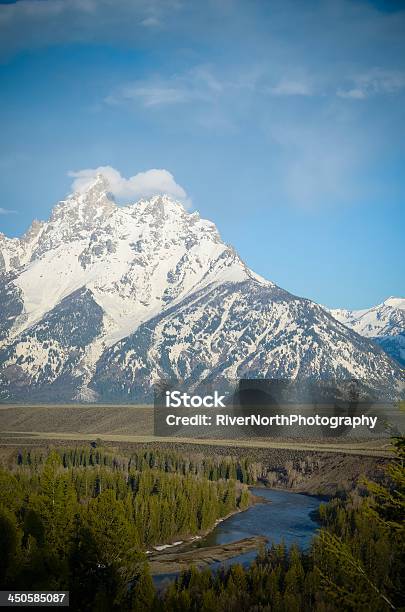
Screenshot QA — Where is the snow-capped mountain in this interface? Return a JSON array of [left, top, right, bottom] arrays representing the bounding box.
[[329, 298, 405, 367], [0, 175, 403, 402]]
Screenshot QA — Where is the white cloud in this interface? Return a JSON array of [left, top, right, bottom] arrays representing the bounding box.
[[68, 165, 190, 206], [337, 69, 405, 99], [0, 207, 17, 215]]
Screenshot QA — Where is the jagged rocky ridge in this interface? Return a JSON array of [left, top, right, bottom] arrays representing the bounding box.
[[0, 175, 403, 402]]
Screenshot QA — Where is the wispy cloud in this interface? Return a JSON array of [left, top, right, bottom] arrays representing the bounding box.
[[0, 207, 17, 215], [269, 78, 313, 97], [106, 84, 192, 107], [107, 63, 405, 109], [140, 17, 160, 28], [105, 65, 225, 108], [106, 66, 318, 109], [337, 68, 405, 99]]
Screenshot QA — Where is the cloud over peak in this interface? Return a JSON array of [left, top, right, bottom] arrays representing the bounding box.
[[68, 166, 189, 206]]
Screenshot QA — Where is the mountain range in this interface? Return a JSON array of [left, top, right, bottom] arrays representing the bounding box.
[[0, 175, 403, 403]]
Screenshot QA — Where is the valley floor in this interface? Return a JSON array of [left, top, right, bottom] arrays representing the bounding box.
[[0, 404, 391, 496], [0, 404, 393, 457]]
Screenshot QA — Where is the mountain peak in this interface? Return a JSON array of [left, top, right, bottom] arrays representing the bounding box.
[[134, 193, 186, 215], [80, 173, 112, 197], [72, 171, 115, 206], [329, 296, 405, 367], [50, 175, 116, 225]]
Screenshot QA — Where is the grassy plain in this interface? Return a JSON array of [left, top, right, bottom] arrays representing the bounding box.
[[0, 403, 394, 457]]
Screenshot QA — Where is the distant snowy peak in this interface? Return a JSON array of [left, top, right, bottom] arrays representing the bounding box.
[[384, 297, 405, 311], [329, 297, 405, 367], [329, 297, 405, 338]]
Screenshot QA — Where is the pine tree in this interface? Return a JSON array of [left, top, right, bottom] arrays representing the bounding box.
[[131, 564, 155, 611], [0, 506, 20, 586], [85, 489, 142, 606]]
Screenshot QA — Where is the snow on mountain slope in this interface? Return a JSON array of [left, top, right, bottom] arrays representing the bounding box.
[[0, 175, 403, 402], [330, 297, 405, 338], [92, 281, 403, 402], [329, 298, 405, 366], [1, 175, 257, 345], [0, 287, 104, 402], [0, 175, 267, 400]]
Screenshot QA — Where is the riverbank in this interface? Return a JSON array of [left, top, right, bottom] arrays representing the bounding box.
[[149, 536, 268, 575], [147, 489, 269, 555], [150, 487, 322, 579]]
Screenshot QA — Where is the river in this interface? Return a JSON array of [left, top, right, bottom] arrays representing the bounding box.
[[199, 487, 321, 567], [153, 487, 322, 586]]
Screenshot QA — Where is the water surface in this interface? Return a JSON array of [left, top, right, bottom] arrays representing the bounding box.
[[154, 487, 321, 585], [199, 487, 321, 567]]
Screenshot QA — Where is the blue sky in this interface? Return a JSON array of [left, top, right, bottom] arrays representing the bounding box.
[[0, 0, 404, 309]]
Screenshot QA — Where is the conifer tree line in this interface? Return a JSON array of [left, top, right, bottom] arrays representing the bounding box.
[[0, 439, 404, 611], [16, 446, 258, 484], [0, 445, 250, 610]]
